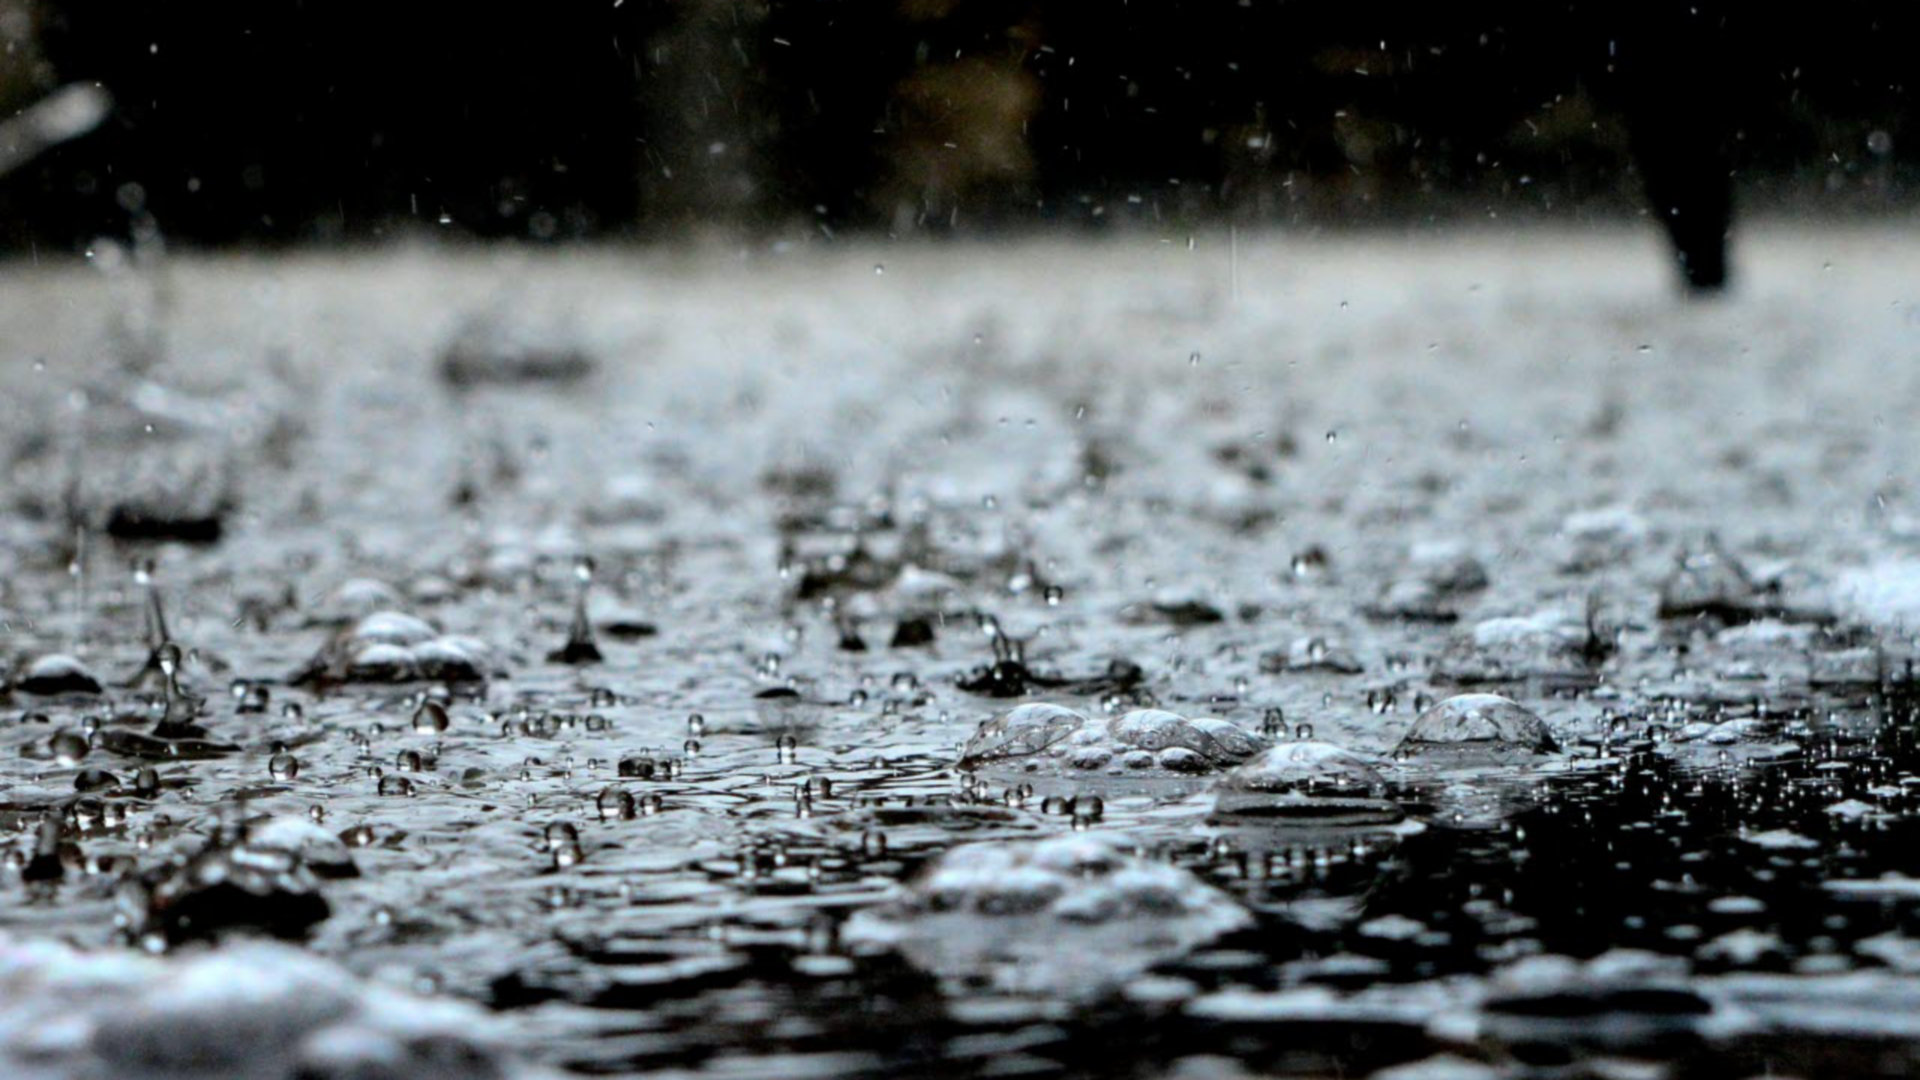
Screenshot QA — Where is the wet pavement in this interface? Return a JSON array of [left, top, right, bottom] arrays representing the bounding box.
[[4, 223, 1920, 1077]]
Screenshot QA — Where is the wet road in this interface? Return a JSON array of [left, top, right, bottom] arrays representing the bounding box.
[[3, 223, 1920, 1078]]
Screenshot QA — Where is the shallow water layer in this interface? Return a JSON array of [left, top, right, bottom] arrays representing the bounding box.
[[4, 225, 1920, 1077]]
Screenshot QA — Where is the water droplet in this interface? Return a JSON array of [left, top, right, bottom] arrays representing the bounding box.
[[237, 683, 270, 714], [412, 701, 451, 733], [1397, 693, 1558, 759], [548, 554, 604, 664], [50, 729, 89, 767], [596, 786, 636, 821]]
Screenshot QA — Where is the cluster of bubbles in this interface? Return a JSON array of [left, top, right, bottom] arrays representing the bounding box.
[[956, 702, 1269, 776], [841, 832, 1251, 994], [291, 610, 493, 685]]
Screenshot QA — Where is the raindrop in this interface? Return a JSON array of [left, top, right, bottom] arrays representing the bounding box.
[[548, 555, 604, 664], [596, 786, 637, 822], [1397, 693, 1559, 758], [233, 681, 270, 714], [50, 728, 89, 766], [412, 700, 451, 733]]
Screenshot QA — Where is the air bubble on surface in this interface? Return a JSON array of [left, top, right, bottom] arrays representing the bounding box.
[[1210, 740, 1404, 826], [1396, 693, 1558, 760], [958, 704, 1266, 777], [293, 610, 494, 685], [14, 653, 104, 696], [0, 933, 539, 1078], [1433, 608, 1609, 684], [841, 833, 1251, 994], [1659, 535, 1773, 621]]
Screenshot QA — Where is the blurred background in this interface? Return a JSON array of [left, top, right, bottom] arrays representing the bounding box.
[[0, 1, 1911, 251]]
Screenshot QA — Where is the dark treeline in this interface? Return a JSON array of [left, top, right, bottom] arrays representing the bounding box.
[[0, 0, 1911, 251]]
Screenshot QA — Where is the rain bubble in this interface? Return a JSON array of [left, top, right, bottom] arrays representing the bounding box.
[[958, 703, 1266, 777], [1211, 741, 1404, 824], [596, 786, 636, 821], [16, 654, 104, 696], [841, 833, 1250, 995], [411, 701, 451, 733], [1396, 693, 1559, 760], [50, 728, 90, 766]]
